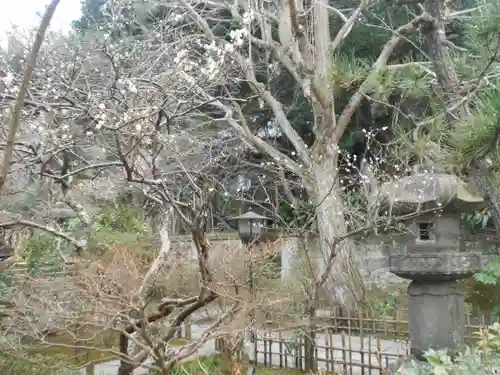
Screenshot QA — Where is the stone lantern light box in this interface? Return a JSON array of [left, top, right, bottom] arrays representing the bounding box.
[[232, 210, 271, 245], [378, 165, 485, 360]]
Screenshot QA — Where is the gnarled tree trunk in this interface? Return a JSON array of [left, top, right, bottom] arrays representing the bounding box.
[[311, 153, 366, 308]]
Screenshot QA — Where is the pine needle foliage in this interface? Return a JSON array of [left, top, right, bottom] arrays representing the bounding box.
[[449, 88, 500, 169]]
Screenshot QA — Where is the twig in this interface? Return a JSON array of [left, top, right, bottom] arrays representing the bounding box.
[[0, 219, 85, 251], [0, 0, 61, 192]]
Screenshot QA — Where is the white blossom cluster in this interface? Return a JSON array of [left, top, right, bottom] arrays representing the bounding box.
[[173, 36, 241, 84]]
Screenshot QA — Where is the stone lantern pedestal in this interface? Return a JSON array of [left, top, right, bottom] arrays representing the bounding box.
[[378, 165, 484, 361], [389, 252, 482, 359]]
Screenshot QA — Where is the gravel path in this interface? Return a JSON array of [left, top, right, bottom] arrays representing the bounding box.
[[77, 324, 408, 375]]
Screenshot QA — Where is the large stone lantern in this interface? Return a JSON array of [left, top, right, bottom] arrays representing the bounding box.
[[379, 165, 484, 359]]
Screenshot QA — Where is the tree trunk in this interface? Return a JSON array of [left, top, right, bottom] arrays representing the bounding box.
[[303, 303, 317, 372], [117, 363, 134, 375], [310, 154, 366, 308], [117, 332, 134, 375]]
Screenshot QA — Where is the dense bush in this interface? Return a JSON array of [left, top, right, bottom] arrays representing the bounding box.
[[0, 352, 74, 375], [399, 323, 500, 375], [17, 201, 153, 267]]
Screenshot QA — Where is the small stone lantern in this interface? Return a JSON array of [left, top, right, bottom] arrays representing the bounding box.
[[379, 165, 484, 359], [233, 210, 271, 245], [232, 210, 272, 374]]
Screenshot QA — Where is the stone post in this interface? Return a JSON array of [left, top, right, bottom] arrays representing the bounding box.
[[389, 252, 482, 359]]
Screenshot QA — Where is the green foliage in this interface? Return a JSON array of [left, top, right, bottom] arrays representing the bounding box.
[[282, 329, 303, 356], [17, 201, 152, 268], [149, 354, 221, 375], [462, 209, 492, 232], [94, 202, 147, 234], [444, 1, 500, 168], [20, 233, 62, 274], [402, 323, 500, 375], [449, 87, 500, 169], [373, 296, 398, 317], [147, 355, 303, 375], [254, 253, 282, 288], [471, 258, 500, 323], [0, 269, 15, 301], [87, 202, 153, 254], [0, 352, 74, 375], [0, 193, 39, 215], [72, 0, 109, 31], [462, 0, 500, 57], [474, 260, 500, 286], [332, 0, 417, 60], [278, 200, 315, 229], [173, 355, 220, 375], [330, 54, 371, 90]]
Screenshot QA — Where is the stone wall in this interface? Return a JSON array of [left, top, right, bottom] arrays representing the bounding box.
[[174, 233, 499, 290], [168, 233, 403, 288]]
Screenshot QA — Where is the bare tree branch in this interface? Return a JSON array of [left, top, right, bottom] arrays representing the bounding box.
[[0, 0, 61, 192]]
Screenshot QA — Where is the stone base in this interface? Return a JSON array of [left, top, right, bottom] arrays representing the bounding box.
[[408, 280, 465, 359], [387, 356, 431, 375]]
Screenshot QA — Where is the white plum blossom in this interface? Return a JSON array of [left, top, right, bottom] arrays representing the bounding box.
[[174, 49, 189, 65], [224, 43, 234, 54], [204, 41, 218, 53], [242, 10, 256, 25], [118, 79, 138, 94], [200, 57, 220, 81], [229, 29, 247, 46], [0, 72, 14, 87]]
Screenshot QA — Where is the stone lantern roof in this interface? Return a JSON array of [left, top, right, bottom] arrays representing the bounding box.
[[378, 165, 484, 214]]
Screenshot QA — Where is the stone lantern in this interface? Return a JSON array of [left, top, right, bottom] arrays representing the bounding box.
[[379, 165, 484, 359], [233, 210, 271, 245], [232, 209, 272, 375]]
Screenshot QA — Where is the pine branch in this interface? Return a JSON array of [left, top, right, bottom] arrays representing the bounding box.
[[335, 12, 433, 141]]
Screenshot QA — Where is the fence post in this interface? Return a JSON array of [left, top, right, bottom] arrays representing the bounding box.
[[253, 335, 258, 365], [341, 331, 347, 375], [278, 331, 283, 368], [368, 336, 372, 375], [85, 361, 95, 375], [360, 307, 365, 375], [348, 310, 353, 375], [325, 331, 330, 373], [269, 334, 274, 367]]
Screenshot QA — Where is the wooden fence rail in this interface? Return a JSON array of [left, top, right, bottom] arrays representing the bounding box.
[[252, 307, 492, 375], [253, 329, 408, 375]]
